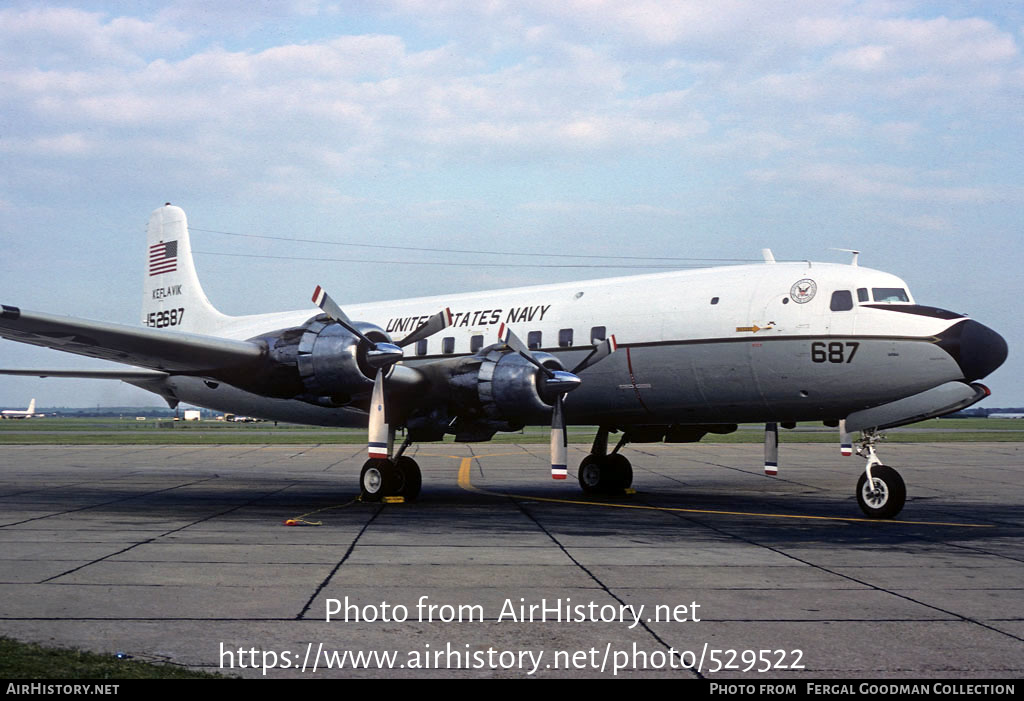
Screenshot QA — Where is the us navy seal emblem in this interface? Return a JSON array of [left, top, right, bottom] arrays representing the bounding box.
[[790, 279, 817, 304]]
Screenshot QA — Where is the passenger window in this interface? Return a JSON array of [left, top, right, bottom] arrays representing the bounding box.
[[830, 290, 854, 311], [710, 297, 719, 305], [442, 337, 455, 354], [559, 329, 574, 347], [872, 287, 909, 303], [416, 339, 428, 356], [857, 288, 869, 303], [590, 326, 606, 344], [470, 334, 483, 353], [527, 331, 542, 350]]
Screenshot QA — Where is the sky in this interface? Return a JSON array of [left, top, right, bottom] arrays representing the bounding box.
[[0, 0, 1021, 408]]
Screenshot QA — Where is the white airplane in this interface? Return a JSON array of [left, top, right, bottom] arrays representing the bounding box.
[[0, 204, 1008, 518], [1, 398, 40, 419]]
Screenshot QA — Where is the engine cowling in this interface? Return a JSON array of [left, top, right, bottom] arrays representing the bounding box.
[[441, 347, 567, 430], [249, 315, 395, 406]]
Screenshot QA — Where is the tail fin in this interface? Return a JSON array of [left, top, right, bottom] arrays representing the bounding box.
[[142, 204, 230, 335], [27, 398, 35, 414]]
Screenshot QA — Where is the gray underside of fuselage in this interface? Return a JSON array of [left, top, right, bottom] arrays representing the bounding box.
[[158, 336, 961, 429]]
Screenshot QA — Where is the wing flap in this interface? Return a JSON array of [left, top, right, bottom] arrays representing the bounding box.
[[0, 305, 263, 373]]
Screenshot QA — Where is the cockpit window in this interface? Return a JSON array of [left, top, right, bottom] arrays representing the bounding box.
[[830, 290, 854, 311], [872, 288, 909, 303], [857, 288, 869, 303]]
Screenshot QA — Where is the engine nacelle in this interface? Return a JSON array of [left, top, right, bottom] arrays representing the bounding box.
[[250, 315, 393, 406], [445, 348, 566, 428]]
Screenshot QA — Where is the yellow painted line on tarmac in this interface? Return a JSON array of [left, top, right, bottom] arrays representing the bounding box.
[[456, 457, 992, 528]]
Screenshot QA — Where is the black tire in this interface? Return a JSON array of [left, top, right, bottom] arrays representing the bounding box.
[[578, 455, 606, 494], [607, 453, 633, 491], [360, 458, 395, 502], [578, 455, 632, 495], [394, 456, 422, 501], [856, 465, 906, 519]]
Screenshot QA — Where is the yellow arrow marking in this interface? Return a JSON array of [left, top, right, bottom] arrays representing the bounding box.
[[735, 325, 762, 333]]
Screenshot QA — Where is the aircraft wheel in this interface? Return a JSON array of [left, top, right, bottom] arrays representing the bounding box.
[[578, 455, 608, 495], [360, 459, 396, 502], [394, 456, 422, 502], [856, 465, 906, 519], [578, 455, 631, 495], [608, 454, 633, 491]]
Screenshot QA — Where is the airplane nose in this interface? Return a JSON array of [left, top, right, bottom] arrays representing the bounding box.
[[937, 319, 1008, 382]]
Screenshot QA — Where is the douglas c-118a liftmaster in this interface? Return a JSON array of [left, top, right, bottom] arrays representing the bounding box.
[[0, 205, 1008, 518]]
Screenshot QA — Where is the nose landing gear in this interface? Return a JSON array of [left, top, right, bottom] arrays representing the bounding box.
[[854, 431, 906, 519]]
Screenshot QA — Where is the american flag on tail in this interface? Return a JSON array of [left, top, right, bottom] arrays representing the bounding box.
[[149, 240, 178, 276]]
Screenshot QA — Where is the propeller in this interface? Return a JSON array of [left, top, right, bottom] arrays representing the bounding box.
[[394, 308, 453, 348], [839, 419, 852, 456], [498, 323, 617, 479], [313, 285, 451, 460], [764, 422, 778, 476]]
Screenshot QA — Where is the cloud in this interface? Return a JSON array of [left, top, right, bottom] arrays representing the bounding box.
[[752, 162, 1023, 205], [0, 7, 191, 68], [0, 2, 1021, 211]]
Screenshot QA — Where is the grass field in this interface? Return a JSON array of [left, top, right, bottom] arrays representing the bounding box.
[[0, 637, 228, 680], [0, 416, 1021, 444]]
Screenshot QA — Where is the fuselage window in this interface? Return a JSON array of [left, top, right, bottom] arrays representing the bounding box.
[[558, 328, 574, 347], [872, 287, 909, 303], [416, 339, 428, 356], [590, 326, 606, 344], [442, 336, 455, 354], [830, 290, 854, 311], [527, 331, 542, 350], [710, 297, 719, 305], [857, 288, 869, 303], [470, 334, 483, 353]]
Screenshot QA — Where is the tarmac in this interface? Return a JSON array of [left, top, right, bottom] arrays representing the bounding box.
[[0, 441, 1021, 679]]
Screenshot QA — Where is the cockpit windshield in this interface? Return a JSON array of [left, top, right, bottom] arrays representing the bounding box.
[[871, 287, 910, 303]]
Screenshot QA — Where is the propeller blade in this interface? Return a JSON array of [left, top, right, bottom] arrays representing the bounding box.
[[367, 369, 389, 460], [312, 285, 373, 345], [839, 419, 852, 456], [570, 335, 618, 375], [396, 308, 453, 348], [764, 422, 778, 476], [550, 394, 568, 480], [497, 323, 553, 377]]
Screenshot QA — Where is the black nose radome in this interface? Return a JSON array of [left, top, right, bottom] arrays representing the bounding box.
[[936, 319, 1008, 382]]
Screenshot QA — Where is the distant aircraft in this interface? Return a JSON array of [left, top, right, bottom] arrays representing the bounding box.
[[0, 204, 1008, 517], [1, 398, 40, 419]]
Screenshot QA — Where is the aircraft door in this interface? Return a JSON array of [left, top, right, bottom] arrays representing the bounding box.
[[751, 273, 828, 415]]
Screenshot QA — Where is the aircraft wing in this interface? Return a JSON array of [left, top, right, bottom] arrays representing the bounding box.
[[0, 368, 168, 379], [0, 304, 264, 374]]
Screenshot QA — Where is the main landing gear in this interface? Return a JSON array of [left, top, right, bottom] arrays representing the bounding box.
[[853, 431, 906, 519], [578, 427, 633, 495], [359, 438, 422, 502]]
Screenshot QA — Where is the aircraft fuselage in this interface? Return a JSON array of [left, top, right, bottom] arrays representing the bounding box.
[[153, 261, 996, 429]]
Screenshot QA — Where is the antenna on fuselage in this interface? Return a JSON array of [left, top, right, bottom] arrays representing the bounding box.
[[761, 248, 776, 264], [831, 248, 860, 266]]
